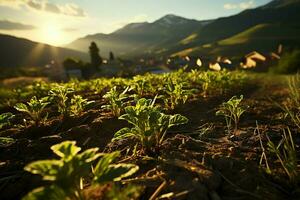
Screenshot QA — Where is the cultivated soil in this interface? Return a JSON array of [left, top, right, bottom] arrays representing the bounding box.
[[0, 74, 299, 200]]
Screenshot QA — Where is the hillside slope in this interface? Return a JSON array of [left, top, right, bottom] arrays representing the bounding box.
[[66, 15, 213, 57], [172, 23, 300, 58], [67, 0, 300, 58], [171, 0, 300, 57], [0, 34, 88, 68]]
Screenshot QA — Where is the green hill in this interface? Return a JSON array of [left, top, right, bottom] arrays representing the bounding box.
[[171, 0, 300, 57], [0, 34, 88, 68], [174, 23, 300, 58]]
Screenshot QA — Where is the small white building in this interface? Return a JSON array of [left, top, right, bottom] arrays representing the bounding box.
[[209, 62, 221, 71], [240, 51, 266, 69]]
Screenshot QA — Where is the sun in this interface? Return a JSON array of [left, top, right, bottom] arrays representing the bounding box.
[[41, 24, 63, 46]]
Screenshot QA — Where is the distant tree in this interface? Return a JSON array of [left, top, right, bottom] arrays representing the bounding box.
[[109, 51, 115, 61], [89, 42, 102, 70]]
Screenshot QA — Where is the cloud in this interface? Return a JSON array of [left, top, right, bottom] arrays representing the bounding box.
[[0, 19, 36, 30], [59, 3, 85, 17], [0, 0, 86, 17], [44, 2, 60, 13], [0, 0, 24, 9], [27, 0, 42, 10], [224, 1, 255, 10]]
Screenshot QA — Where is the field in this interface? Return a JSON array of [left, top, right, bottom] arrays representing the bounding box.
[[0, 70, 299, 200]]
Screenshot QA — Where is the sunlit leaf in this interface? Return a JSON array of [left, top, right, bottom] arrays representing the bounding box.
[[24, 160, 62, 181], [22, 185, 67, 200], [96, 164, 139, 183], [51, 141, 81, 160]]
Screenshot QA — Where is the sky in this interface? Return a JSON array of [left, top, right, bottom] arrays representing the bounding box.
[[0, 0, 272, 46]]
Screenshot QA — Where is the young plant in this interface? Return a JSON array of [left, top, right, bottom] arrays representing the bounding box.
[[131, 76, 155, 97], [163, 80, 196, 110], [113, 98, 188, 154], [198, 72, 213, 97], [14, 96, 49, 126], [49, 85, 74, 118], [23, 141, 139, 200], [216, 95, 247, 134], [70, 95, 94, 117], [101, 86, 129, 117], [0, 112, 15, 129]]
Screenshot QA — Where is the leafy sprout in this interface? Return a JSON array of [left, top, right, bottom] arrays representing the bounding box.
[[113, 98, 188, 154], [14, 96, 49, 126], [49, 85, 74, 118], [101, 86, 130, 117], [162, 79, 196, 110], [70, 95, 94, 117], [216, 95, 247, 134], [23, 141, 139, 200]]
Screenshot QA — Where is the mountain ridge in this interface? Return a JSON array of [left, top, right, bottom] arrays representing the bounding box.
[[66, 14, 214, 57], [168, 0, 300, 57], [2, 0, 300, 68], [0, 34, 88, 68], [66, 0, 300, 58]]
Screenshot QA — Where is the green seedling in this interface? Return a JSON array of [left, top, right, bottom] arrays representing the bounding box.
[[23, 141, 139, 200], [49, 85, 74, 118], [131, 76, 155, 97], [14, 96, 49, 126], [102, 86, 130, 117], [113, 98, 188, 154], [70, 95, 94, 117], [163, 80, 196, 110], [216, 95, 247, 134]]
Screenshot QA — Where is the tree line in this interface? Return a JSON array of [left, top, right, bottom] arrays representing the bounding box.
[[63, 42, 114, 73]]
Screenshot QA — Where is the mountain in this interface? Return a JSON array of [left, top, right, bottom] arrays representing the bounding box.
[[262, 0, 300, 8], [171, 0, 300, 57], [67, 0, 300, 59], [0, 34, 88, 68], [66, 15, 214, 57]]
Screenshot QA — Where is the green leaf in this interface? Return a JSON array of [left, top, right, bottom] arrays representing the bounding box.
[[0, 112, 14, 122], [113, 128, 135, 141], [119, 113, 136, 125], [78, 148, 101, 163], [22, 185, 67, 200], [93, 152, 120, 179], [24, 160, 62, 181], [169, 114, 188, 127], [96, 164, 139, 183], [51, 141, 81, 160], [101, 105, 112, 109], [14, 103, 29, 113], [0, 113, 14, 128]]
